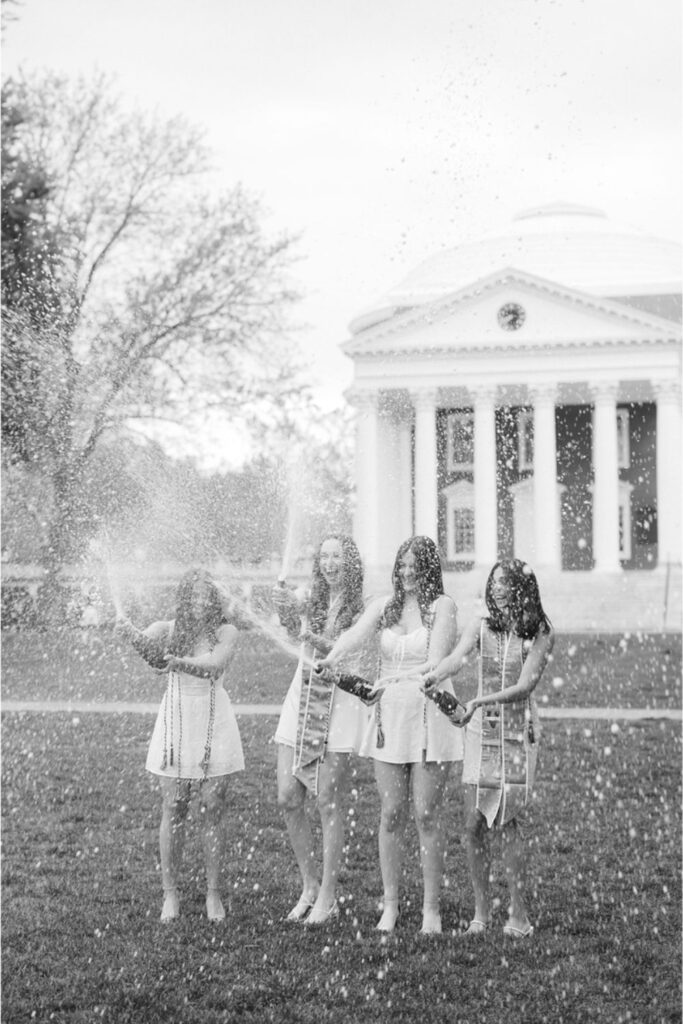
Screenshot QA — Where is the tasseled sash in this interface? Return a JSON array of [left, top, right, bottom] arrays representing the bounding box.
[[160, 671, 216, 782], [476, 623, 534, 827], [292, 645, 335, 795]]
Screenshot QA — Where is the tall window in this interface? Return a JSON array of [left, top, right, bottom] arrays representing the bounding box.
[[616, 408, 630, 469], [443, 479, 475, 562], [446, 411, 474, 471], [517, 409, 534, 471], [453, 508, 475, 556]]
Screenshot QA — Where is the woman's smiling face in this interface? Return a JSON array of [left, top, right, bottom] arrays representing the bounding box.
[[190, 577, 214, 618], [491, 566, 511, 613], [398, 549, 417, 593], [319, 538, 344, 588]]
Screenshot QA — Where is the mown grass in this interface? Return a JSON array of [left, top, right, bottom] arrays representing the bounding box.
[[1, 628, 681, 709], [2, 630, 681, 1023]]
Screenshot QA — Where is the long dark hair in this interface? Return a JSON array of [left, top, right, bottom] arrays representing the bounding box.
[[308, 534, 364, 637], [484, 559, 551, 640], [168, 568, 226, 656], [383, 536, 444, 628]]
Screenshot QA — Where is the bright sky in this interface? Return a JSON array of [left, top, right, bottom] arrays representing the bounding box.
[[3, 0, 681, 422]]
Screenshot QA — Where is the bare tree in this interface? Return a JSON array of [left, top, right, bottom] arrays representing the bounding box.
[[1, 71, 305, 619]]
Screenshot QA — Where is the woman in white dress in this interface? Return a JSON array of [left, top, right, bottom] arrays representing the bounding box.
[[318, 536, 462, 935], [423, 559, 554, 939], [272, 535, 368, 925], [116, 568, 244, 924]]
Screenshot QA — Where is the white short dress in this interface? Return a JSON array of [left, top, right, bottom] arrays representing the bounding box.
[[145, 625, 244, 780], [359, 624, 464, 765], [275, 651, 370, 754]]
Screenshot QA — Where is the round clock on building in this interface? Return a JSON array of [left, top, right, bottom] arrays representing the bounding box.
[[497, 302, 526, 331]]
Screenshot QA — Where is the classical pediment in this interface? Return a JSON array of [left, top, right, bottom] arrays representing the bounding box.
[[342, 268, 681, 358]]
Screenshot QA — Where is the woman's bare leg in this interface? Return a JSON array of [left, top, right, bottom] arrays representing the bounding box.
[[277, 744, 319, 916], [158, 778, 191, 921], [463, 784, 492, 930], [307, 752, 350, 922], [412, 761, 452, 934], [199, 776, 230, 921], [501, 819, 531, 932], [373, 761, 410, 931]]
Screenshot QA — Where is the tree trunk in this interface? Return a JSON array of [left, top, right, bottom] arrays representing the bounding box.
[[37, 463, 82, 627]]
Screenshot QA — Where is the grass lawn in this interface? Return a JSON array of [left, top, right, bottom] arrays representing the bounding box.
[[2, 630, 681, 1023], [1, 628, 681, 708]]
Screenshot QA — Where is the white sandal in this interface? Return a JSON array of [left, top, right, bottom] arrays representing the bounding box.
[[285, 896, 315, 923], [503, 922, 534, 938], [463, 918, 489, 936]]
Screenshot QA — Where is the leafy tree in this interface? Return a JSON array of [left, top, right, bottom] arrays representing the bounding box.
[[1, 81, 72, 463], [1, 71, 305, 620], [1, 82, 64, 321]]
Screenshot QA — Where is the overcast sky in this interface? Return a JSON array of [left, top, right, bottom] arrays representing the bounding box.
[[3, 0, 681, 421]]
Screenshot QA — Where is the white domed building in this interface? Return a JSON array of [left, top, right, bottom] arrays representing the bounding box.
[[343, 203, 682, 630]]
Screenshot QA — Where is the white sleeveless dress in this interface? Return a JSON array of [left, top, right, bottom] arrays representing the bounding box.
[[359, 624, 464, 765], [275, 653, 369, 753], [145, 622, 244, 780], [274, 595, 370, 755]]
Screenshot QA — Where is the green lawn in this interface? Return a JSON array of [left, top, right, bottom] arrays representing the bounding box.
[[1, 628, 681, 708], [2, 631, 681, 1023]]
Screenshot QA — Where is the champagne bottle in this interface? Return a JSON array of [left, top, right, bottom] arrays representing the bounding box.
[[429, 689, 466, 725], [118, 620, 169, 669], [315, 666, 383, 706]]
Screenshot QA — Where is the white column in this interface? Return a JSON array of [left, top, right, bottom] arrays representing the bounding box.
[[397, 416, 413, 542], [350, 390, 380, 568], [411, 388, 438, 541], [591, 384, 621, 572], [472, 386, 498, 567], [655, 381, 682, 565], [532, 385, 561, 568]]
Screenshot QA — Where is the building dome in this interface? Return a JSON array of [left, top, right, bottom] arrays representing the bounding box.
[[350, 202, 682, 333]]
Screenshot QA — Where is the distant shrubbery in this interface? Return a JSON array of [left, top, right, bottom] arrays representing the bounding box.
[[1, 584, 38, 629]]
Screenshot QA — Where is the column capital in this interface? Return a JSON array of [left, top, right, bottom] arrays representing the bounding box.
[[529, 383, 557, 406], [409, 387, 438, 412], [589, 383, 620, 405], [346, 388, 378, 412], [653, 379, 682, 403], [469, 384, 498, 406]]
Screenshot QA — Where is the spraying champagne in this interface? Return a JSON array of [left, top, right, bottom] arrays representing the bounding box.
[[103, 548, 170, 670]]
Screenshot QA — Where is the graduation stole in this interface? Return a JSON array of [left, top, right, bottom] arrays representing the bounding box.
[[292, 596, 344, 794], [476, 621, 532, 827]]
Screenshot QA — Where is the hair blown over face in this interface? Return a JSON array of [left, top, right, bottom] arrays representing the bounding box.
[[383, 535, 444, 627], [169, 568, 226, 656], [484, 559, 551, 639], [308, 534, 364, 637]]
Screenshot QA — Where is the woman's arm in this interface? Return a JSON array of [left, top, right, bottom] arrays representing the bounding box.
[[422, 614, 481, 689], [425, 595, 458, 666], [300, 599, 365, 655], [271, 584, 308, 638], [114, 617, 171, 668], [299, 629, 333, 655], [165, 624, 239, 679], [115, 616, 169, 639], [316, 596, 387, 668], [468, 626, 555, 712]]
